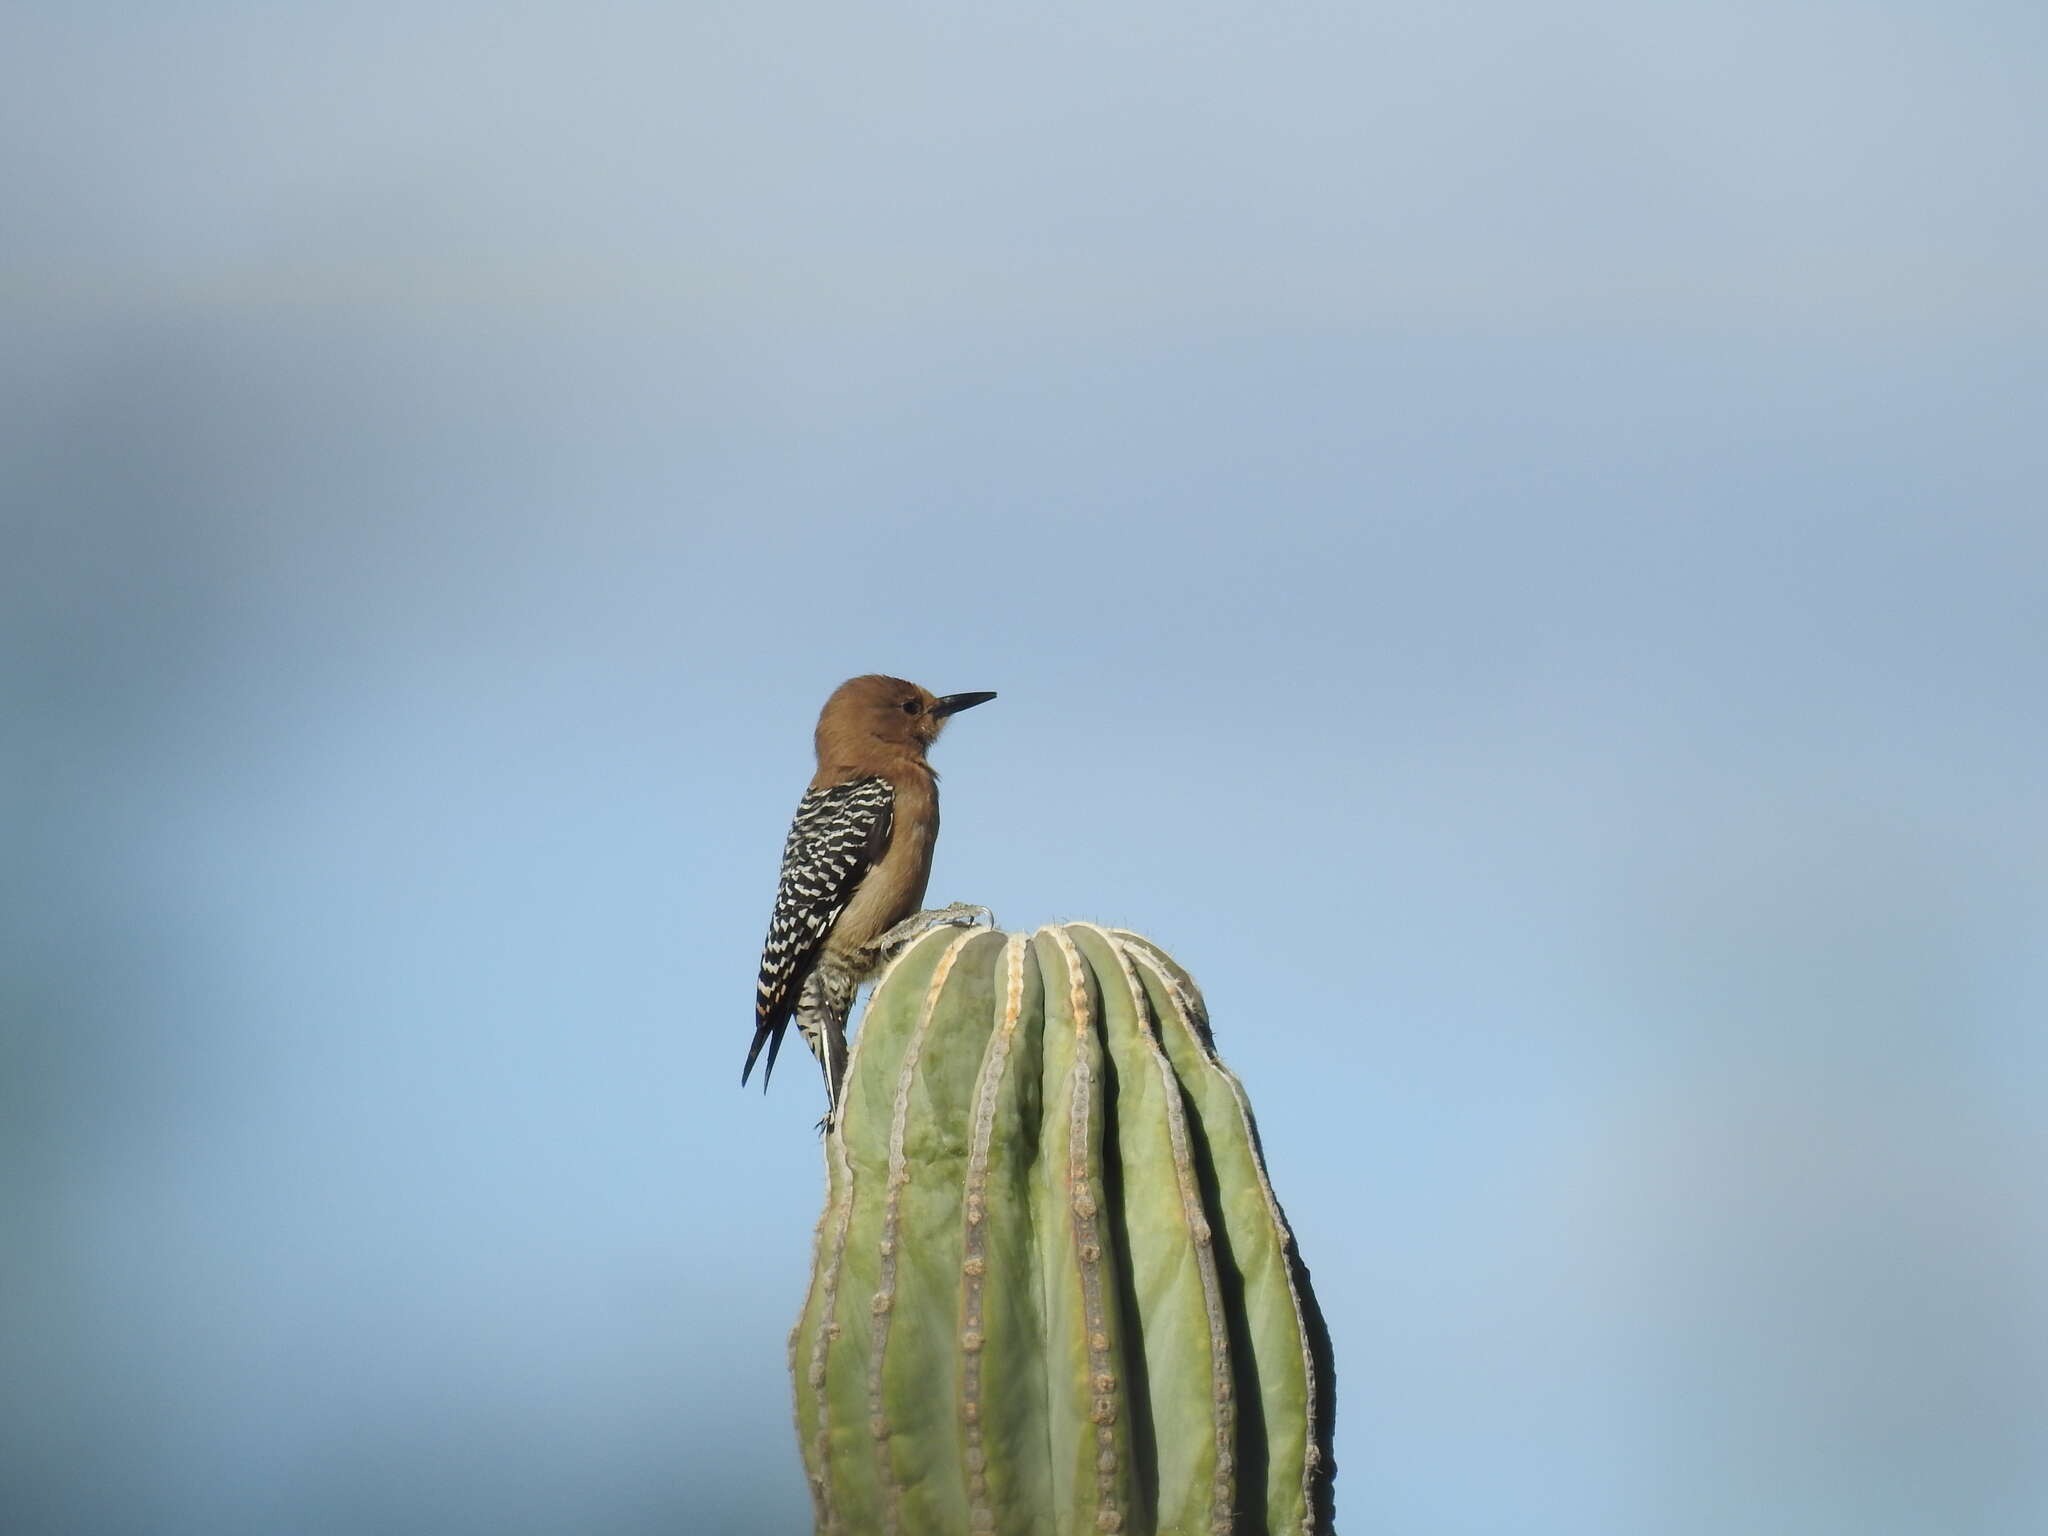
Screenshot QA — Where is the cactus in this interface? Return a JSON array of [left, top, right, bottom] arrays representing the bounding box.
[[789, 923, 1336, 1536]]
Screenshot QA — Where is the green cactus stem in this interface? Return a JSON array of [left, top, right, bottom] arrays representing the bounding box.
[[789, 923, 1336, 1535]]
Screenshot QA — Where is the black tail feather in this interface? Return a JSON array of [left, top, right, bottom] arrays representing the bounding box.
[[741, 1019, 786, 1090]]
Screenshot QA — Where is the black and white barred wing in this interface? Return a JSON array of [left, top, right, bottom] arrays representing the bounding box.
[[742, 775, 894, 1088]]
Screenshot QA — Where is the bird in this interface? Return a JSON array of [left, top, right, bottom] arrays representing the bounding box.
[[743, 674, 997, 1116]]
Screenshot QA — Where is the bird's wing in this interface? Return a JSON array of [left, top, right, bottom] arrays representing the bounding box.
[[743, 775, 895, 1089]]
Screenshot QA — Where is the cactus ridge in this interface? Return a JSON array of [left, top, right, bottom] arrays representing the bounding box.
[[1118, 934, 1335, 1536], [790, 923, 1336, 1536]]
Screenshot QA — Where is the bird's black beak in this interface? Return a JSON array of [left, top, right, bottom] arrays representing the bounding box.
[[929, 690, 997, 718]]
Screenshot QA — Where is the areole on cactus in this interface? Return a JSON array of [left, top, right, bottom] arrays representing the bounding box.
[[789, 923, 1336, 1536]]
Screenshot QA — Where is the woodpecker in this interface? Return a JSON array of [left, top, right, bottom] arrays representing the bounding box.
[[744, 674, 997, 1116]]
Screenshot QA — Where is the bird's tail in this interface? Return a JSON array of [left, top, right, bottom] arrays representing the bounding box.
[[740, 1018, 787, 1091]]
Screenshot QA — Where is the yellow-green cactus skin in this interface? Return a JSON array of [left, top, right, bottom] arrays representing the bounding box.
[[790, 924, 1336, 1535]]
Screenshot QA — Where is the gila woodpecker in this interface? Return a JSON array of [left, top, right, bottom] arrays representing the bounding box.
[[743, 674, 996, 1117]]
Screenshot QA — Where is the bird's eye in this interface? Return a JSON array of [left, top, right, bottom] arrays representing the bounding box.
[[901, 698, 922, 714]]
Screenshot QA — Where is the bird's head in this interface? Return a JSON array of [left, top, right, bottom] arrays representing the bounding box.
[[816, 674, 997, 761]]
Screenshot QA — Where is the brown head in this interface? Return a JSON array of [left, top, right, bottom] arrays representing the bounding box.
[[812, 674, 997, 782]]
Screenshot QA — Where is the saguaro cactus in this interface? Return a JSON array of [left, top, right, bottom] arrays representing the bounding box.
[[790, 923, 1336, 1536]]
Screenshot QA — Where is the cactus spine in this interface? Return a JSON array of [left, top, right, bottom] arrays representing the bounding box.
[[790, 924, 1336, 1535]]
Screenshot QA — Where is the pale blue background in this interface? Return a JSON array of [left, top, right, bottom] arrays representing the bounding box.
[[5, 4, 2045, 1533]]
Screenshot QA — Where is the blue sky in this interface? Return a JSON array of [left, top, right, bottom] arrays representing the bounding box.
[[5, 4, 2045, 1533]]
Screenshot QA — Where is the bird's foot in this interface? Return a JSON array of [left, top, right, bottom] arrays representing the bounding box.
[[872, 902, 997, 957]]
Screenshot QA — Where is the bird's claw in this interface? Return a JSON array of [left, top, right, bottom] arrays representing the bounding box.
[[873, 902, 997, 956]]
